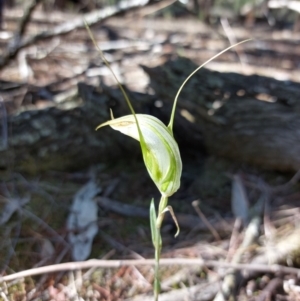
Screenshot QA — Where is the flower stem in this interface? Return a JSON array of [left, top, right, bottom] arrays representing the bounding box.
[[154, 229, 161, 301], [153, 195, 168, 301]]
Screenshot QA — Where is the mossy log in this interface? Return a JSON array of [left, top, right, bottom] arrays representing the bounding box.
[[142, 57, 300, 172]]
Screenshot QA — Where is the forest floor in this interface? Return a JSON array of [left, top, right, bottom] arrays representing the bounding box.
[[1, 5, 300, 301]]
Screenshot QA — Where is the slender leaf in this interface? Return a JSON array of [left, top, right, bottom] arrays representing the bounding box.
[[231, 174, 249, 225], [85, 20, 147, 167]]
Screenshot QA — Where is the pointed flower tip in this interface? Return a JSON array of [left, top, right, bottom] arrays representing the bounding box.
[[95, 122, 107, 131], [95, 110, 115, 131]]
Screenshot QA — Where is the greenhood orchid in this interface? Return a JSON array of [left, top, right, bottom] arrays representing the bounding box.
[[96, 114, 182, 198], [86, 21, 250, 300]]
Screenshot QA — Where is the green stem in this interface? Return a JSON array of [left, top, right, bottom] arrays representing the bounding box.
[[154, 228, 161, 301], [153, 196, 168, 301]]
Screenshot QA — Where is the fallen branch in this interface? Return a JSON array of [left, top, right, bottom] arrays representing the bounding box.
[[1, 0, 43, 69], [0, 0, 151, 69], [255, 278, 282, 301], [1, 258, 300, 283], [15, 0, 43, 39]]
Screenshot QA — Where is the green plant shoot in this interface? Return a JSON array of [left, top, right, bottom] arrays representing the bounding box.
[[86, 21, 250, 301]]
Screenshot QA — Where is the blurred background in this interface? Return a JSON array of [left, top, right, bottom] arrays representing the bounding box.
[[0, 0, 300, 300]]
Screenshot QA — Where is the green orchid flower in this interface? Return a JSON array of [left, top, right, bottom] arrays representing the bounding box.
[[96, 114, 182, 198]]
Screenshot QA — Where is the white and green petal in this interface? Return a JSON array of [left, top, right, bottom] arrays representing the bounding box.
[[97, 114, 182, 197]]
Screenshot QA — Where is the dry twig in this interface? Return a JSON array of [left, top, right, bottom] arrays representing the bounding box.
[[213, 193, 266, 301], [0, 0, 152, 69], [256, 277, 282, 301], [192, 200, 221, 241], [1, 258, 300, 283]]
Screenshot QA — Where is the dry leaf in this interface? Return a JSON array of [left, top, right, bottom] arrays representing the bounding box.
[[67, 180, 101, 261], [0, 196, 29, 225], [231, 174, 249, 225]]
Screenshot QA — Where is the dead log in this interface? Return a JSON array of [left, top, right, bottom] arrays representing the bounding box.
[[142, 57, 300, 172], [1, 57, 300, 173], [0, 82, 152, 173]]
